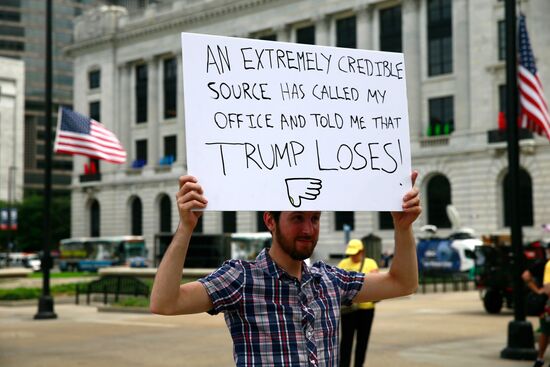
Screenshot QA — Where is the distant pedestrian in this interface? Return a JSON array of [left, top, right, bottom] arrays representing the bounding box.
[[522, 243, 550, 367], [338, 239, 379, 367]]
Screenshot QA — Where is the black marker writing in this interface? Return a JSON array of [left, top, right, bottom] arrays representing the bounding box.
[[311, 113, 344, 129], [366, 89, 386, 104], [240, 47, 332, 73], [372, 116, 401, 130], [207, 81, 271, 100], [337, 56, 403, 79], [206, 45, 231, 75], [205, 141, 305, 175], [280, 82, 305, 101], [311, 84, 359, 101]]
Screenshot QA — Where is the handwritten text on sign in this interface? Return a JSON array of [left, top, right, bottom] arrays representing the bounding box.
[[181, 33, 411, 211]]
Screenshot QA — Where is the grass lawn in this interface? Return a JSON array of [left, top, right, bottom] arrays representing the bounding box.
[[29, 271, 97, 279]]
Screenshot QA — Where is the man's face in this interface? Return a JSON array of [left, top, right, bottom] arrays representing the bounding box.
[[270, 211, 321, 261]]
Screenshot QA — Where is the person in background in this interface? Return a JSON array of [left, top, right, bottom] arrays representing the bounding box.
[[338, 239, 379, 367], [523, 243, 550, 367]]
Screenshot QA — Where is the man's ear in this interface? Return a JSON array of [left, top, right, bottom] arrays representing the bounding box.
[[263, 212, 275, 232]]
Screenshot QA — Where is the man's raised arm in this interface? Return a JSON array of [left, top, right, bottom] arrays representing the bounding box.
[[353, 170, 421, 303], [150, 175, 213, 315]]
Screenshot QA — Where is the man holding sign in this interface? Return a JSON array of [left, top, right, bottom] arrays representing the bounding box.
[[150, 171, 420, 366], [151, 33, 420, 366]]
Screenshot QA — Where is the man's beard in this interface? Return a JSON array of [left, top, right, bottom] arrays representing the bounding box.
[[274, 225, 317, 261]]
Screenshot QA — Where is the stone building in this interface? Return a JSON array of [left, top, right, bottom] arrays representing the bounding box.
[[0, 57, 24, 203], [66, 0, 550, 263]]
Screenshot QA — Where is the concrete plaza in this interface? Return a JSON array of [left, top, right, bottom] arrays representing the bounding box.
[[0, 290, 541, 367]]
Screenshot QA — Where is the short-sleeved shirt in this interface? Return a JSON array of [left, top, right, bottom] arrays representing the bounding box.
[[529, 259, 548, 286], [544, 260, 550, 285], [337, 257, 379, 309], [198, 249, 365, 367]]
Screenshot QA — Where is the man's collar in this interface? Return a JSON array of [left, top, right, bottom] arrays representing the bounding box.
[[257, 249, 319, 283]]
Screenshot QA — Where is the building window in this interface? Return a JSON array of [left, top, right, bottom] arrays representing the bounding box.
[[296, 25, 315, 45], [89, 101, 100, 121], [498, 20, 506, 61], [259, 34, 277, 41], [133, 139, 147, 168], [428, 96, 454, 136], [90, 200, 100, 237], [336, 16, 357, 49], [428, 0, 452, 76], [380, 6, 402, 52], [427, 174, 451, 228], [223, 211, 237, 233], [163, 57, 177, 119], [379, 212, 393, 230], [89, 69, 100, 89], [159, 194, 171, 233], [85, 158, 100, 175], [257, 211, 268, 232], [131, 197, 143, 236], [503, 169, 533, 227], [163, 135, 177, 163], [135, 64, 148, 123], [499, 84, 507, 113], [335, 212, 354, 231]]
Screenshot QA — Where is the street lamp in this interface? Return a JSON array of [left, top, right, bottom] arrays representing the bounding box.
[[34, 0, 57, 320]]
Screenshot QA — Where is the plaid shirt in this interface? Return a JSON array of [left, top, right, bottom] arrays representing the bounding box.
[[199, 249, 364, 367]]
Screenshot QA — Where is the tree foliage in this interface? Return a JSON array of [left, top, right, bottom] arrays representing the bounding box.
[[0, 195, 70, 252]]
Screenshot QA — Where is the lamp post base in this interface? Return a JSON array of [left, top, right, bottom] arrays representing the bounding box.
[[501, 320, 537, 360], [34, 295, 57, 320]]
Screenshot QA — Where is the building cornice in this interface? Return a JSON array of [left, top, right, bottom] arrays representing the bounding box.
[[67, 0, 293, 55]]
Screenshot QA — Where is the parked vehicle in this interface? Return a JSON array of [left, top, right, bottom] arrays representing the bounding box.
[[0, 252, 41, 271], [183, 232, 272, 268], [473, 235, 547, 314], [416, 206, 482, 276], [58, 236, 148, 272], [417, 227, 481, 275]]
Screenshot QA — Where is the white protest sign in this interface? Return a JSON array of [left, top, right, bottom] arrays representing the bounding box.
[[181, 33, 411, 211]]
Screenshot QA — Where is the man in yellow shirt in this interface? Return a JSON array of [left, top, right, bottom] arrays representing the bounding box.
[[338, 239, 379, 367]]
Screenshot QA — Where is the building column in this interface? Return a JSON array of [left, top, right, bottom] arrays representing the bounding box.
[[314, 13, 330, 46], [176, 52, 187, 171], [402, 0, 421, 138], [275, 24, 290, 43], [119, 63, 132, 166], [355, 4, 373, 50], [453, 0, 470, 131], [147, 57, 160, 169]]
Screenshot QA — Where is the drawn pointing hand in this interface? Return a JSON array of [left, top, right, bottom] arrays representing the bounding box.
[[285, 178, 323, 208]]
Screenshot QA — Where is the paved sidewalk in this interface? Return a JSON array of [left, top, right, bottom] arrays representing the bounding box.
[[0, 291, 541, 367]]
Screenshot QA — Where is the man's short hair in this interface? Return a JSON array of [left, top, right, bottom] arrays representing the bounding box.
[[268, 211, 281, 223]]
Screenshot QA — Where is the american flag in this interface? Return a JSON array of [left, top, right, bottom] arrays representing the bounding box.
[[54, 107, 127, 164], [518, 14, 550, 141]]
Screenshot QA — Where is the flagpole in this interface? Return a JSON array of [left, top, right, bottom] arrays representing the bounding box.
[[500, 0, 535, 359], [34, 0, 57, 320]]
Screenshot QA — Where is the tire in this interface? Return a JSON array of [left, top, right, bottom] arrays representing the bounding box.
[[483, 289, 503, 314]]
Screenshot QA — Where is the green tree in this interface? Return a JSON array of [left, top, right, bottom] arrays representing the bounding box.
[[0, 195, 70, 252]]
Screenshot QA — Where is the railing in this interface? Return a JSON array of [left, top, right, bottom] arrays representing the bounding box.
[[417, 272, 474, 294], [419, 135, 450, 148], [79, 173, 101, 183]]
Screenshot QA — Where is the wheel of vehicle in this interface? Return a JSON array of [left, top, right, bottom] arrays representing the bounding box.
[[483, 289, 503, 314]]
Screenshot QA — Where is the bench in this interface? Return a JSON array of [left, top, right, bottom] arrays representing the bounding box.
[[75, 276, 149, 305]]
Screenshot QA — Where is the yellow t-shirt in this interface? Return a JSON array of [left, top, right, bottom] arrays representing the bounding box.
[[337, 257, 379, 309], [543, 260, 550, 285]]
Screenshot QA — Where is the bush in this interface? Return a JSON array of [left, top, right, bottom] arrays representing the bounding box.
[[0, 287, 41, 300], [0, 282, 88, 301], [113, 296, 150, 308]]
